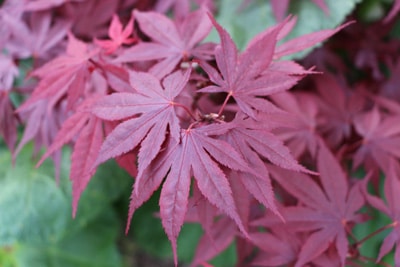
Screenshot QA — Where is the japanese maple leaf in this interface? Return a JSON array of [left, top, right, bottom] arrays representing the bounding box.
[[190, 216, 237, 267], [199, 15, 303, 118], [210, 113, 313, 216], [126, 123, 254, 266], [95, 14, 136, 54], [185, 184, 245, 267], [353, 107, 400, 173], [184, 181, 219, 238], [18, 33, 98, 111], [115, 9, 213, 78], [91, 69, 190, 175], [313, 74, 365, 147], [267, 144, 365, 266], [36, 96, 103, 216], [5, 11, 70, 60], [364, 162, 400, 265], [250, 226, 303, 266], [14, 99, 66, 180], [271, 19, 352, 60], [270, 91, 323, 159]]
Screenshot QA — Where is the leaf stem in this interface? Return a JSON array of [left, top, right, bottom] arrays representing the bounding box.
[[173, 102, 197, 121], [356, 255, 392, 267], [354, 221, 397, 248], [217, 92, 232, 117]]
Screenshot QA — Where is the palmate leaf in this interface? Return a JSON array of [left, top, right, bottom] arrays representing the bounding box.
[[212, 113, 313, 217], [36, 96, 104, 216], [200, 14, 347, 119], [18, 33, 97, 111], [6, 11, 70, 59], [353, 107, 400, 173], [95, 14, 136, 54], [270, 91, 322, 158], [127, 124, 254, 266], [92, 69, 190, 174], [199, 15, 302, 118], [263, 144, 365, 266], [115, 9, 212, 78], [250, 226, 302, 266]]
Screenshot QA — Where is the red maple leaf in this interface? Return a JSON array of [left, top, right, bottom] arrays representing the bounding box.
[[198, 15, 303, 118], [263, 144, 365, 266], [190, 216, 237, 267], [270, 91, 323, 159], [115, 9, 213, 78], [126, 123, 255, 266], [250, 226, 303, 266], [91, 69, 191, 175], [36, 96, 103, 216], [199, 15, 348, 119], [5, 11, 70, 60], [18, 32, 98, 111], [313, 74, 365, 147], [14, 98, 66, 181], [95, 14, 136, 54], [214, 113, 313, 216], [353, 107, 400, 173]]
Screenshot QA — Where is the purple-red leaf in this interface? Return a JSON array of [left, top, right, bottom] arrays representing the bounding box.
[[267, 145, 365, 266], [95, 14, 136, 54], [115, 9, 212, 78], [70, 116, 103, 217], [92, 70, 190, 173], [200, 14, 305, 118]]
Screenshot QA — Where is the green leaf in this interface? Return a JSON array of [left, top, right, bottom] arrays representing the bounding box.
[[14, 210, 122, 267], [208, 0, 275, 50], [0, 143, 131, 267], [0, 146, 69, 246], [211, 0, 361, 58], [0, 247, 18, 267], [287, 0, 361, 58]]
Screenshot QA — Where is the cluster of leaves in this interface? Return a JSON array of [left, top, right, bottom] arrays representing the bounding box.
[[2, 0, 400, 266]]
